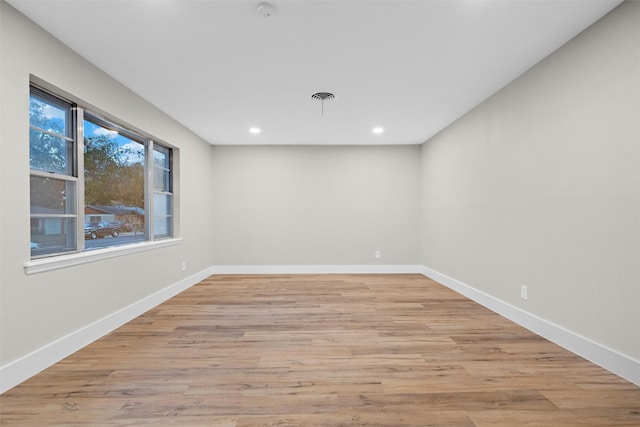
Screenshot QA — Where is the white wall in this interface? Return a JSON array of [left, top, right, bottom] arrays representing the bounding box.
[[421, 1, 639, 363], [2, 0, 639, 391], [0, 1, 215, 379], [210, 145, 421, 267]]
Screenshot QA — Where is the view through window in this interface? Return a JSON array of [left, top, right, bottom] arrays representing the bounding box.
[[29, 84, 175, 258], [83, 116, 146, 250], [29, 88, 77, 256]]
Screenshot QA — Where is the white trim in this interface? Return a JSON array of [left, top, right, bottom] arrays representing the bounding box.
[[4, 265, 637, 393], [0, 266, 214, 394], [211, 265, 423, 275], [25, 238, 183, 275], [420, 266, 640, 387]]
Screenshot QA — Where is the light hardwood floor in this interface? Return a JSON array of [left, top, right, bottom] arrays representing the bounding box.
[[1, 274, 639, 426]]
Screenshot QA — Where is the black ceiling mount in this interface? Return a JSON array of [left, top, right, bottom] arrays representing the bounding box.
[[311, 92, 335, 101], [311, 92, 335, 117]]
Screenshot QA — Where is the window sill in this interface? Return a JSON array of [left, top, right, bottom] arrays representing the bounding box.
[[24, 238, 183, 275]]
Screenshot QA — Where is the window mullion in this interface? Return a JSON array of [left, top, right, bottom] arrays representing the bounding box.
[[76, 107, 85, 252], [29, 170, 78, 182], [29, 125, 74, 142], [31, 214, 77, 218], [145, 139, 154, 240]]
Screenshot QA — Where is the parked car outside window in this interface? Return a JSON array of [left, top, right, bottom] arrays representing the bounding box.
[[84, 222, 121, 239]]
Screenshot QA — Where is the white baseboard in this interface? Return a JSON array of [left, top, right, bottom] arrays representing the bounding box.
[[4, 265, 637, 393], [211, 265, 423, 275], [0, 266, 215, 394], [421, 266, 640, 387]]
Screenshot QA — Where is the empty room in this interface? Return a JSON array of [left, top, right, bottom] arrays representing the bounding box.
[[0, 0, 639, 425]]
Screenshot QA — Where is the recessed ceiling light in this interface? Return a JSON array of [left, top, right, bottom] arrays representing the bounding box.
[[372, 127, 384, 134], [249, 127, 261, 134]]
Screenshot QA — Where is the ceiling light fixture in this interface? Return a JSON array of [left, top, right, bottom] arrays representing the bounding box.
[[249, 127, 261, 134], [311, 92, 335, 117], [372, 127, 384, 134]]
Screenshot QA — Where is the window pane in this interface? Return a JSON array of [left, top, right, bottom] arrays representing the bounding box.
[[30, 217, 77, 257], [30, 129, 73, 174], [153, 166, 171, 192], [153, 193, 171, 217], [153, 145, 171, 191], [29, 90, 73, 175], [83, 117, 146, 249], [153, 193, 172, 238], [153, 216, 172, 238], [153, 146, 169, 167], [30, 176, 76, 215], [30, 94, 68, 136]]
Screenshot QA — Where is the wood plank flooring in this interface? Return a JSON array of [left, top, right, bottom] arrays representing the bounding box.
[[1, 274, 639, 426]]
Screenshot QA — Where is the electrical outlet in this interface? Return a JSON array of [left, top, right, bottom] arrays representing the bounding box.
[[520, 285, 528, 300], [181, 261, 187, 272], [375, 250, 381, 259]]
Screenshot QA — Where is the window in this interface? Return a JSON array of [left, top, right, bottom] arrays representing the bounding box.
[[29, 87, 77, 256], [83, 115, 146, 250], [153, 144, 173, 239], [29, 84, 175, 258]]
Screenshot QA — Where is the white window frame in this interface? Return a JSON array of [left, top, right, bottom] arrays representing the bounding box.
[[151, 143, 174, 239], [26, 82, 180, 274]]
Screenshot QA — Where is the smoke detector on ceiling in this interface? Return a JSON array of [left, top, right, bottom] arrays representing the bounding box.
[[257, 3, 274, 18]]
